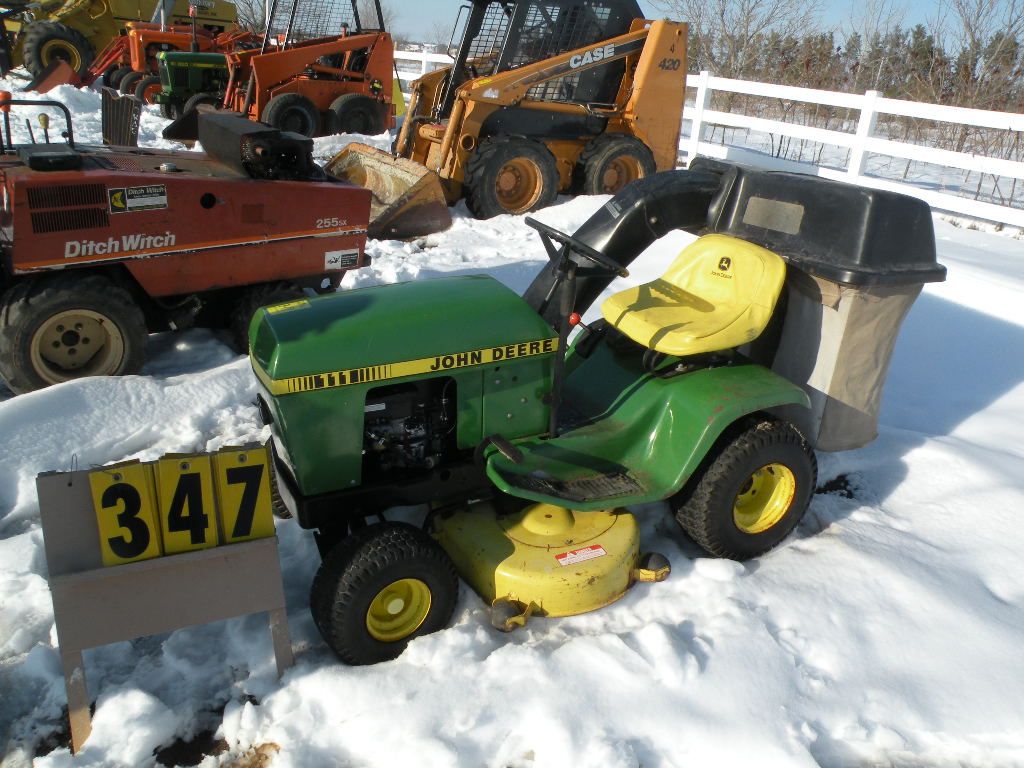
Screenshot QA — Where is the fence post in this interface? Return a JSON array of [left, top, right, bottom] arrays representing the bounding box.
[[848, 89, 879, 180], [683, 70, 711, 166]]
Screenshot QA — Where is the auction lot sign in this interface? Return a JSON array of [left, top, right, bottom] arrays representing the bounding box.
[[36, 444, 293, 753]]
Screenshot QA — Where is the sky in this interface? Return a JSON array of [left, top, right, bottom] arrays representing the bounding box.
[[392, 0, 942, 43]]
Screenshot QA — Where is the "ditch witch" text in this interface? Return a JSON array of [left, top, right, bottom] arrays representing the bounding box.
[[64, 232, 177, 259]]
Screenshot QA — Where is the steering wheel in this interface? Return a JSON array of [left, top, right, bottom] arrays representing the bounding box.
[[525, 216, 628, 278]]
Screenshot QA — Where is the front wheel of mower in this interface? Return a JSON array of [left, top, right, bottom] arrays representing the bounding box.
[[464, 137, 559, 218], [672, 418, 817, 560], [118, 71, 144, 96], [134, 75, 162, 105], [229, 282, 306, 353], [261, 93, 320, 137], [0, 275, 147, 393], [577, 134, 656, 196], [21, 22, 95, 78], [310, 522, 458, 665], [328, 93, 385, 135]]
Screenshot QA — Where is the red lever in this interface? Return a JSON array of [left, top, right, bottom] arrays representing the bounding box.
[[568, 312, 582, 326]]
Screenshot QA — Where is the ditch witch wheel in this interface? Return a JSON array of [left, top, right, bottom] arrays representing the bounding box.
[[22, 22, 95, 78], [465, 137, 559, 218], [309, 522, 458, 665], [0, 274, 147, 393], [673, 418, 817, 560], [577, 134, 656, 196], [229, 282, 305, 353]]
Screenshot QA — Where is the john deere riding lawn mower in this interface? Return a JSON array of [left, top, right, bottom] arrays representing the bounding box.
[[251, 161, 946, 665]]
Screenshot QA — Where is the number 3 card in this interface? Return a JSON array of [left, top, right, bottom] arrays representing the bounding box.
[[89, 461, 164, 567]]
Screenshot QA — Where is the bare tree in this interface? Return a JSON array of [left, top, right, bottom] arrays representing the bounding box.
[[650, 0, 824, 78]]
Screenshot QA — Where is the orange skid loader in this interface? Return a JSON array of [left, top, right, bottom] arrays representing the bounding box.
[[333, 0, 688, 219]]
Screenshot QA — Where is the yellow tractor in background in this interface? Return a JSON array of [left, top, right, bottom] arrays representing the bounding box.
[[332, 0, 687, 219], [0, 0, 236, 79]]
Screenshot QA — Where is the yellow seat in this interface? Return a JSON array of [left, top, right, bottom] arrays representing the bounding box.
[[601, 234, 787, 357]]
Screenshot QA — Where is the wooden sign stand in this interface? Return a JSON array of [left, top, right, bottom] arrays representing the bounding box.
[[37, 460, 294, 754]]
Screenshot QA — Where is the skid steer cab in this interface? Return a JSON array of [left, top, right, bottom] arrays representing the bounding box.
[[250, 161, 946, 665]]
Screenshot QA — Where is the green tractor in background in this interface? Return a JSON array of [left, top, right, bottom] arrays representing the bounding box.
[[153, 49, 227, 119], [250, 160, 946, 665], [0, 0, 235, 79]]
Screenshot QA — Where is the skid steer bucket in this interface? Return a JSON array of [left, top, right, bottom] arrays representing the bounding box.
[[24, 60, 81, 94], [325, 143, 451, 240]]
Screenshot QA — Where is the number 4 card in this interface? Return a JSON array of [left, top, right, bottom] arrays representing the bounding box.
[[155, 455, 219, 555], [212, 447, 275, 544]]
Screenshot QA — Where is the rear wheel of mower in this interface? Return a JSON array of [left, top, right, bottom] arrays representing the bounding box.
[[672, 418, 817, 560], [118, 71, 144, 96], [577, 134, 656, 196], [261, 93, 320, 137], [229, 282, 306, 353], [22, 22, 95, 78], [309, 522, 458, 665], [134, 75, 163, 105], [182, 92, 221, 114], [0, 275, 147, 393], [465, 137, 559, 218], [328, 93, 385, 135]]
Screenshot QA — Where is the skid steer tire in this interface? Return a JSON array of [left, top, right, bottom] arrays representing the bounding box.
[[134, 75, 163, 105], [577, 134, 656, 196], [672, 418, 817, 561], [229, 282, 306, 353], [465, 137, 559, 219], [118, 71, 144, 96], [310, 522, 458, 665], [105, 66, 134, 90], [329, 93, 385, 135], [261, 93, 320, 138], [22, 22, 95, 78], [0, 274, 147, 394]]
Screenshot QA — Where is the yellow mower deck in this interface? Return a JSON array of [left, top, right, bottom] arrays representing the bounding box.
[[431, 501, 665, 627]]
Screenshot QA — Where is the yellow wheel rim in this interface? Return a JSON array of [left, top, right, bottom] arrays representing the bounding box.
[[733, 463, 797, 534], [495, 157, 543, 213], [40, 39, 83, 71], [599, 155, 643, 194], [29, 309, 125, 385], [365, 578, 432, 642]]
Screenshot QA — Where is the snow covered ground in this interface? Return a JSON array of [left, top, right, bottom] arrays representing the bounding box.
[[1, 80, 1024, 768]]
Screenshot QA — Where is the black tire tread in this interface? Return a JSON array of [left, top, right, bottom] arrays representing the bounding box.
[[0, 273, 146, 393], [464, 136, 559, 219], [674, 418, 817, 560], [329, 93, 384, 135], [22, 22, 95, 77], [118, 71, 144, 96], [182, 91, 220, 114], [309, 522, 458, 665], [261, 93, 319, 137], [134, 74, 162, 104], [576, 133, 656, 196]]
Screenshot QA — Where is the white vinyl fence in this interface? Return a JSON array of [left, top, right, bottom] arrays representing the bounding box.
[[392, 51, 1024, 227]]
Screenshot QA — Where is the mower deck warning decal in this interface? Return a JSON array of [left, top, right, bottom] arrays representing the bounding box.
[[109, 185, 168, 213], [254, 337, 559, 396], [555, 544, 607, 566]]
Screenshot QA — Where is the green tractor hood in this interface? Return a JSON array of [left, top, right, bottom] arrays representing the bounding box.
[[250, 275, 558, 497]]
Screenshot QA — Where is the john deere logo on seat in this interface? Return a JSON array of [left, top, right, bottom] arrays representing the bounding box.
[[718, 257, 731, 271]]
